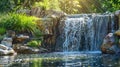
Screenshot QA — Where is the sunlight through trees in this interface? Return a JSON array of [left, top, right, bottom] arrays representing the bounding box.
[[0, 0, 120, 13]]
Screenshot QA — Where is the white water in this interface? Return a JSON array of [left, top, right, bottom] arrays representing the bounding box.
[[62, 14, 115, 52]]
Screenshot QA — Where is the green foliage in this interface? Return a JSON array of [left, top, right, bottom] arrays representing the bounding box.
[[0, 28, 6, 35], [27, 40, 41, 48], [33, 28, 43, 37], [34, 0, 50, 10], [0, 0, 41, 12], [0, 0, 120, 14], [59, 0, 81, 14], [99, 0, 120, 12], [0, 13, 38, 34], [34, 0, 81, 14], [34, 0, 60, 10], [58, 0, 120, 13], [0, 27, 6, 41], [76, 0, 103, 13], [0, 0, 13, 12]]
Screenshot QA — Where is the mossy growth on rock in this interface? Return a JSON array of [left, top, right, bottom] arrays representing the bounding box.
[[27, 40, 41, 48]]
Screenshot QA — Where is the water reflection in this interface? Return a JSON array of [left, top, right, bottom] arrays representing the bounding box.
[[0, 56, 15, 67], [0, 52, 120, 67]]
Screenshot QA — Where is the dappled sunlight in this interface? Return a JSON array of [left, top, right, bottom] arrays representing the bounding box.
[[78, 0, 103, 13], [59, 0, 81, 14], [0, 0, 120, 67]]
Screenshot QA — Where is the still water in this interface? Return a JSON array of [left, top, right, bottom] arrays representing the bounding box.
[[0, 51, 120, 67]]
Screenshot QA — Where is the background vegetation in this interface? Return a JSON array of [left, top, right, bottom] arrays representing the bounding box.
[[0, 0, 119, 14]]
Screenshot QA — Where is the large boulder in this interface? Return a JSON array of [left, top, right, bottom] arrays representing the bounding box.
[[0, 37, 16, 56], [0, 44, 16, 56], [101, 33, 120, 54], [115, 30, 120, 36]]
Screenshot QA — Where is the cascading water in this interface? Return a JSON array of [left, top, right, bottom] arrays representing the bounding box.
[[58, 14, 116, 52]]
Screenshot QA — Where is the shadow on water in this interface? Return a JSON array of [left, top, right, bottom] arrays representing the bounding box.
[[0, 51, 120, 67]]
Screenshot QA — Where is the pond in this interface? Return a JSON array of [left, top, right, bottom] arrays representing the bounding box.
[[0, 51, 120, 67]]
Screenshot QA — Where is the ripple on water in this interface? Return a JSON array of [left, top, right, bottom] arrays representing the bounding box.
[[0, 52, 120, 67]]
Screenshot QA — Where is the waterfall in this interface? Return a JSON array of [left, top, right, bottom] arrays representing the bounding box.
[[57, 14, 115, 52]]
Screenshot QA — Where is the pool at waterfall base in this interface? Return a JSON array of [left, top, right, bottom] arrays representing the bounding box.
[[0, 51, 120, 67], [0, 14, 119, 67]]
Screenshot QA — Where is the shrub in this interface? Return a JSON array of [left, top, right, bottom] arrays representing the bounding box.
[[0, 13, 38, 34], [0, 27, 6, 35], [27, 40, 41, 48]]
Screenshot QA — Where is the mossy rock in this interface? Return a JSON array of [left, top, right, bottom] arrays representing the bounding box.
[[115, 30, 120, 36]]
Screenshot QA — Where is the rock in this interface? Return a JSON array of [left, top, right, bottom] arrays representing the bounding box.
[[13, 45, 37, 54], [6, 30, 16, 37], [109, 45, 120, 53], [101, 33, 116, 54], [0, 37, 16, 56], [0, 44, 9, 50], [115, 30, 120, 36], [118, 39, 120, 47], [29, 7, 45, 17], [0, 44, 16, 56], [114, 10, 120, 29], [1, 37, 13, 47], [45, 10, 67, 18], [115, 10, 120, 16], [39, 47, 48, 53], [13, 35, 29, 44], [13, 44, 48, 54]]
